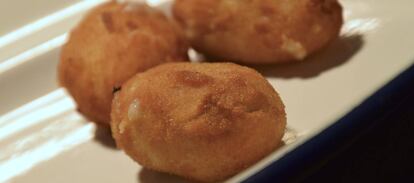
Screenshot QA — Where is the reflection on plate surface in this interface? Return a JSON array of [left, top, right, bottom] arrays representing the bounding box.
[[0, 89, 95, 182]]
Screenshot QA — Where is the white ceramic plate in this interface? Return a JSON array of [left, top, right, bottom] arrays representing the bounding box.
[[1, 0, 413, 182]]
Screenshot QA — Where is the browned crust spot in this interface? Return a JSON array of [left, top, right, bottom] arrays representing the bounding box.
[[101, 11, 115, 32]]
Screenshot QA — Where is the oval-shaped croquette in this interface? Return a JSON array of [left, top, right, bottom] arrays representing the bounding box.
[[173, 0, 343, 64], [59, 2, 189, 124], [111, 62, 286, 182]]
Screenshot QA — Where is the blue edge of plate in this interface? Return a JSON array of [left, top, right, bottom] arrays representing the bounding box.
[[243, 62, 414, 183]]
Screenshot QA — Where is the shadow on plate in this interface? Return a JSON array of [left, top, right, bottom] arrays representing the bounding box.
[[93, 125, 117, 149], [251, 34, 364, 79], [138, 168, 199, 183]]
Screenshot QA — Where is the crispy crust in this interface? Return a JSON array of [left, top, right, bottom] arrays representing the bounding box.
[[173, 0, 343, 64], [59, 1, 189, 124], [111, 62, 286, 182]]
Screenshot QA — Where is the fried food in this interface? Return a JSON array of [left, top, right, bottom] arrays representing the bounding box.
[[173, 0, 343, 64], [58, 2, 189, 125], [111, 62, 286, 182]]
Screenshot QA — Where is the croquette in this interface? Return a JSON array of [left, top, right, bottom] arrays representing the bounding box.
[[58, 1, 189, 125], [173, 0, 343, 64], [111, 62, 286, 182]]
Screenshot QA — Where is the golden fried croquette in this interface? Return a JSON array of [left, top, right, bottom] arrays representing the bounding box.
[[58, 1, 189, 125], [173, 0, 343, 64], [111, 62, 286, 182]]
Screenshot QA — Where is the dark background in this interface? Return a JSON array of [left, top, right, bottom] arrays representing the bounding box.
[[300, 86, 414, 183]]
